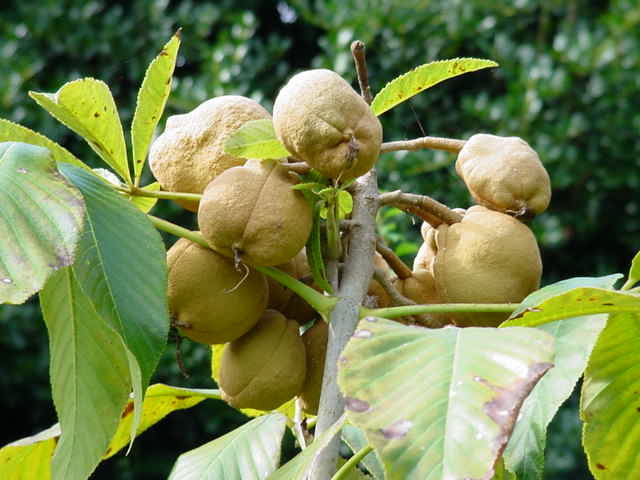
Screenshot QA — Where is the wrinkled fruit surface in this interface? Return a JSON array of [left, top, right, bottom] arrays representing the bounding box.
[[167, 238, 268, 345], [456, 133, 551, 216], [219, 310, 306, 411], [300, 320, 329, 415], [149, 95, 270, 211], [273, 69, 383, 181], [433, 205, 542, 326], [198, 159, 313, 267]]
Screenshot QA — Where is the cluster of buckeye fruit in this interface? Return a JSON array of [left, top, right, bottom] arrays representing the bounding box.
[[149, 67, 550, 412]]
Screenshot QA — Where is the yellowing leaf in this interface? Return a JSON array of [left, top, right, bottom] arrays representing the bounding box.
[[30, 78, 130, 182], [132, 30, 181, 183], [0, 424, 60, 480], [371, 58, 498, 116]]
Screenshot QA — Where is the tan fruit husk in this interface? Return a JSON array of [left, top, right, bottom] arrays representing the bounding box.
[[198, 159, 313, 267], [433, 205, 542, 327], [300, 320, 329, 415], [273, 69, 383, 181], [219, 310, 306, 411], [149, 95, 270, 211], [413, 230, 436, 272], [167, 238, 268, 345], [267, 249, 309, 311], [456, 133, 551, 216]]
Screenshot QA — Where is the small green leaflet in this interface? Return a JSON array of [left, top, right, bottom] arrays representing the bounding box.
[[129, 182, 160, 213], [0, 118, 88, 170], [131, 30, 181, 184], [224, 118, 291, 159], [30, 78, 131, 183], [319, 190, 353, 220], [0, 143, 85, 305], [371, 58, 499, 116], [306, 197, 333, 294]]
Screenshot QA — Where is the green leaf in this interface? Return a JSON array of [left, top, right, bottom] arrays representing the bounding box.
[[224, 118, 291, 159], [581, 313, 640, 478], [624, 250, 640, 290], [338, 318, 554, 480], [30, 78, 130, 182], [371, 58, 499, 116], [104, 383, 221, 459], [0, 424, 60, 480], [502, 314, 607, 479], [341, 424, 385, 479], [0, 143, 84, 305], [320, 190, 353, 220], [508, 274, 623, 320], [0, 118, 87, 169], [131, 30, 181, 183], [59, 163, 170, 449], [40, 268, 132, 480], [291, 182, 324, 192], [128, 182, 160, 213], [507, 287, 640, 327], [267, 414, 347, 480], [169, 413, 287, 480]]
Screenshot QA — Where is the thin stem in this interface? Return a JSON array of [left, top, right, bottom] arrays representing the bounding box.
[[375, 239, 412, 280], [293, 398, 308, 449], [379, 190, 463, 226], [381, 136, 466, 154], [350, 40, 373, 104], [285, 161, 311, 175], [373, 267, 412, 306], [331, 444, 374, 480], [621, 278, 638, 291], [122, 185, 203, 202], [361, 303, 517, 320], [147, 214, 338, 319]]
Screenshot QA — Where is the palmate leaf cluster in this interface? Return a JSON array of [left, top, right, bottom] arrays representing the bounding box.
[[1, 25, 640, 480]]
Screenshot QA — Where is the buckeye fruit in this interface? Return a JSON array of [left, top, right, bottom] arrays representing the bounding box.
[[167, 238, 268, 344], [219, 310, 306, 410]]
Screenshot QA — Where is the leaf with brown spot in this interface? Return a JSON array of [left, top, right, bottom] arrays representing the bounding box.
[[338, 318, 554, 480], [582, 313, 640, 478]]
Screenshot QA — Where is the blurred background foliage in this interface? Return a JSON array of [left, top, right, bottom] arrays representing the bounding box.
[[1, 0, 638, 478]]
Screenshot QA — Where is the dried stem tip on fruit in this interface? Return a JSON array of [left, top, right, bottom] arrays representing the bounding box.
[[273, 69, 383, 181]]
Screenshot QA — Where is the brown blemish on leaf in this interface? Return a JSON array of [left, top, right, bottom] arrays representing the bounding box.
[[596, 463, 607, 470], [121, 402, 134, 419], [476, 361, 553, 480], [104, 447, 112, 456], [602, 303, 614, 306], [380, 419, 412, 439], [94, 112, 100, 118], [345, 396, 371, 413], [175, 395, 188, 400]]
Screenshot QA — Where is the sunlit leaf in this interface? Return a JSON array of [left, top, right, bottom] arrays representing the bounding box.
[[338, 318, 554, 479], [128, 182, 160, 213], [502, 315, 607, 479], [371, 58, 498, 116], [169, 413, 287, 480], [30, 78, 130, 182], [0, 424, 60, 480], [507, 287, 640, 328], [105, 384, 221, 459], [0, 143, 84, 305], [40, 268, 132, 480], [131, 30, 181, 183], [581, 313, 640, 478], [267, 414, 347, 480], [224, 118, 291, 159], [0, 119, 87, 169], [625, 250, 640, 289]]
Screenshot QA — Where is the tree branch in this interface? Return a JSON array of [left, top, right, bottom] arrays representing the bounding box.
[[379, 190, 463, 226], [350, 40, 373, 104], [310, 171, 379, 480], [375, 239, 412, 280], [381, 135, 466, 154]]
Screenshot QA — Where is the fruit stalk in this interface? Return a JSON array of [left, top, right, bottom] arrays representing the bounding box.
[[379, 190, 464, 226]]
